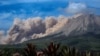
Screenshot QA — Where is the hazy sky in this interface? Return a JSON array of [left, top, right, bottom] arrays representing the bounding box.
[[0, 0, 100, 31]]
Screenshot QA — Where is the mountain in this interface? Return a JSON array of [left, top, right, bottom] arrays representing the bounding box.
[[23, 32, 100, 51], [7, 13, 100, 43], [21, 13, 100, 51], [62, 13, 100, 36], [2, 13, 100, 51]]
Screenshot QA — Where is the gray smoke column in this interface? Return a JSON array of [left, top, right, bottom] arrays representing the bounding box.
[[4, 16, 69, 44]]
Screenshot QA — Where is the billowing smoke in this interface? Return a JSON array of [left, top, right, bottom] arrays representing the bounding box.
[[2, 15, 69, 44], [0, 31, 4, 44], [0, 3, 88, 44], [66, 3, 87, 14], [0, 31, 6, 44]]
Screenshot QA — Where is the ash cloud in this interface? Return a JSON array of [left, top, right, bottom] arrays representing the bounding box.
[[0, 2, 89, 44], [0, 31, 6, 44], [3, 15, 68, 44], [0, 31, 4, 44]]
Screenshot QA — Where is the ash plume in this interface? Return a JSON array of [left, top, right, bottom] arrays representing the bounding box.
[[4, 16, 69, 44], [0, 31, 6, 44]]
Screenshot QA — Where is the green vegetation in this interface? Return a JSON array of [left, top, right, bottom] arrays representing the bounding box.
[[0, 33, 100, 56], [0, 33, 100, 51], [0, 42, 100, 56], [24, 43, 37, 56], [22, 33, 100, 51]]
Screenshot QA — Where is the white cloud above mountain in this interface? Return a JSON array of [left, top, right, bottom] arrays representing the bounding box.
[[66, 3, 87, 14]]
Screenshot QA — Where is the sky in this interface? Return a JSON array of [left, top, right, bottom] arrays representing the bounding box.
[[0, 0, 100, 31]]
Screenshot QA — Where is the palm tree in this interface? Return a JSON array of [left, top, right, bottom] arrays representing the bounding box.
[[24, 43, 37, 56], [61, 46, 70, 56], [0, 50, 3, 56], [42, 42, 60, 56]]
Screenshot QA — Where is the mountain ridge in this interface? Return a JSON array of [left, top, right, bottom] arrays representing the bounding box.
[[63, 13, 100, 36], [1, 13, 100, 51], [5, 13, 100, 44]]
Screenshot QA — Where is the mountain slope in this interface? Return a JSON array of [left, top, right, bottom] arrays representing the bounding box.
[[22, 32, 100, 51], [21, 13, 100, 51], [0, 13, 100, 51], [7, 13, 100, 44], [63, 13, 100, 36]]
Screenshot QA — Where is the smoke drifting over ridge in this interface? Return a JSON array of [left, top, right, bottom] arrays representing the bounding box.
[[0, 31, 6, 44], [2, 15, 68, 44], [0, 2, 89, 44]]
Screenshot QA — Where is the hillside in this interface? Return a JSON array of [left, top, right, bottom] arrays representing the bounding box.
[[22, 32, 100, 51], [0, 32, 100, 51], [0, 13, 100, 51]]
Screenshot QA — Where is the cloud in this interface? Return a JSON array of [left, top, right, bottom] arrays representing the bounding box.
[[0, 13, 17, 30], [1, 15, 68, 44], [66, 3, 87, 14], [0, 1, 99, 44], [0, 13, 12, 19]]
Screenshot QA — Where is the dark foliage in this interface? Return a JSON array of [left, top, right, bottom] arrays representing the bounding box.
[[0, 42, 100, 56], [24, 43, 37, 56], [42, 42, 60, 56]]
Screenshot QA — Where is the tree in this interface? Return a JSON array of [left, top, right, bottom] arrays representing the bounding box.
[[24, 43, 37, 56], [42, 42, 60, 56]]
